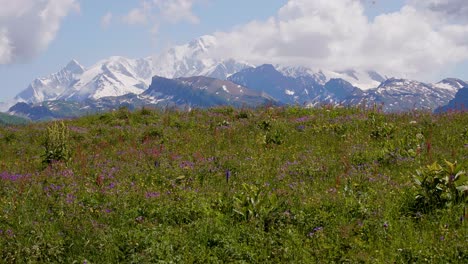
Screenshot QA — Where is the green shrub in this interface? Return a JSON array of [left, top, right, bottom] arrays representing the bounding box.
[[42, 121, 71, 166], [412, 161, 467, 212]]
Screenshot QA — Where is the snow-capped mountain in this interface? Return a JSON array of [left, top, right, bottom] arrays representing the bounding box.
[[141, 75, 275, 108], [3, 35, 251, 110], [58, 56, 153, 101], [2, 57, 153, 110], [152, 35, 251, 79], [345, 78, 465, 112], [228, 64, 366, 105], [16, 59, 85, 104], [228, 64, 463, 111], [435, 82, 468, 113], [8, 76, 276, 121], [276, 65, 386, 90]]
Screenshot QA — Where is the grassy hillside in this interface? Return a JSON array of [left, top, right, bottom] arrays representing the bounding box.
[[0, 106, 467, 262], [0, 112, 30, 125]]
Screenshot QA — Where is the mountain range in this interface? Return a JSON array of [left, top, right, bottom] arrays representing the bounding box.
[[1, 35, 467, 120]]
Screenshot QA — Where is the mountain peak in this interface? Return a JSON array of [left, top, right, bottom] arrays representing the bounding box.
[[435, 78, 466, 91], [189, 35, 217, 51], [64, 59, 85, 74]]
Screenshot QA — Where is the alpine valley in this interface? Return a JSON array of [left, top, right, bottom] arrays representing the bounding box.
[[1, 35, 467, 121]]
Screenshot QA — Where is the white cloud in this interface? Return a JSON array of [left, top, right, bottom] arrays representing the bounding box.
[[153, 0, 199, 24], [0, 0, 79, 64], [0, 28, 13, 64], [205, 0, 468, 80], [101, 12, 113, 29], [123, 7, 149, 25], [122, 0, 199, 26]]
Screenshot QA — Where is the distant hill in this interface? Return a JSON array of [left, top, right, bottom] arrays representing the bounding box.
[[0, 112, 30, 125], [435, 85, 468, 113]]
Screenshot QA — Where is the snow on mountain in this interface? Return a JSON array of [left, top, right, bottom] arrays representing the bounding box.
[[3, 34, 466, 114], [140, 75, 275, 108], [349, 78, 461, 112], [152, 35, 251, 79], [436, 84, 468, 113], [58, 56, 153, 101], [3, 35, 252, 110], [323, 70, 386, 90], [276, 65, 386, 90], [15, 59, 85, 104], [433, 78, 467, 91]]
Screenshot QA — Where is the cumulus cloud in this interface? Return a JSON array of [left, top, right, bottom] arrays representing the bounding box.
[[0, 28, 13, 63], [0, 0, 79, 64], [205, 0, 468, 80], [122, 0, 199, 26]]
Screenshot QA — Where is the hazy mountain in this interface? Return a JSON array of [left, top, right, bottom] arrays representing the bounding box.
[[348, 78, 464, 112], [435, 83, 468, 113]]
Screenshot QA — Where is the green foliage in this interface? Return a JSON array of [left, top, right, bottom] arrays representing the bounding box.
[[370, 122, 396, 139], [0, 112, 30, 125], [462, 127, 468, 144], [412, 161, 467, 212], [1, 107, 468, 262], [232, 183, 282, 222], [265, 129, 284, 145], [42, 121, 71, 166]]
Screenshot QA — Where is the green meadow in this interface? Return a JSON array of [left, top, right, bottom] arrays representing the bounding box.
[[0, 106, 467, 263]]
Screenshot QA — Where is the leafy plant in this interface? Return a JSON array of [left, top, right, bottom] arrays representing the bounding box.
[[265, 129, 284, 145], [42, 121, 71, 166], [412, 161, 467, 212], [462, 127, 468, 144], [370, 122, 395, 139], [233, 183, 280, 222]]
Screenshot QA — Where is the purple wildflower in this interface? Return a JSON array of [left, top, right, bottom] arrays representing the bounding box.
[[226, 169, 231, 183], [308, 226, 323, 237], [0, 172, 31, 182], [179, 161, 194, 169], [296, 125, 306, 132], [295, 116, 309, 123], [145, 192, 161, 199], [66, 193, 76, 204], [107, 182, 116, 189]]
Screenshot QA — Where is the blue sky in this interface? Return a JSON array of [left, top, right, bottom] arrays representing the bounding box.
[[1, 0, 467, 101]]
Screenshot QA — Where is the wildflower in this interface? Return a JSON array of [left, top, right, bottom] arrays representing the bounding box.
[[226, 169, 231, 183], [308, 226, 323, 237], [66, 193, 76, 204], [145, 192, 161, 199], [296, 125, 306, 132], [135, 216, 144, 223], [383, 222, 389, 229], [6, 229, 14, 238], [179, 161, 194, 169]]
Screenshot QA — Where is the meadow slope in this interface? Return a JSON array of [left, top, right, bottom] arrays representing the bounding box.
[[0, 106, 467, 263]]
